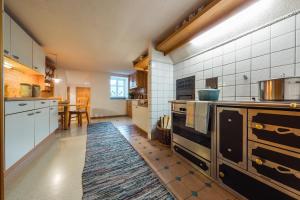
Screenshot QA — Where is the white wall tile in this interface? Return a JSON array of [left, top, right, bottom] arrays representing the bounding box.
[[236, 46, 251, 61], [252, 40, 270, 57], [251, 83, 259, 97], [236, 35, 251, 49], [252, 26, 270, 44], [203, 69, 213, 79], [236, 72, 250, 85], [271, 16, 295, 38], [251, 68, 270, 83], [297, 46, 300, 63], [236, 59, 251, 73], [271, 48, 295, 67], [223, 86, 236, 97], [223, 74, 235, 86], [213, 66, 222, 77], [223, 96, 235, 101], [223, 63, 235, 75], [223, 42, 235, 54], [297, 13, 300, 30], [236, 85, 250, 97], [252, 54, 270, 70], [223, 52, 235, 65], [271, 31, 295, 52], [271, 64, 295, 79], [214, 47, 223, 57], [236, 97, 251, 101], [296, 63, 300, 76], [297, 30, 300, 47], [204, 59, 213, 70], [196, 71, 204, 80], [213, 56, 222, 67]]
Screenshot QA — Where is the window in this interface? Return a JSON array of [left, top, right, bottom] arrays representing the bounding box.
[[110, 76, 128, 99]]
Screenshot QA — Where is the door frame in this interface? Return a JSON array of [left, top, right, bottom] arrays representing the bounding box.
[[1, 0, 5, 199]]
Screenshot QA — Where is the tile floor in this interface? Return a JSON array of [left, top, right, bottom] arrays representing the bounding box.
[[5, 117, 238, 200]]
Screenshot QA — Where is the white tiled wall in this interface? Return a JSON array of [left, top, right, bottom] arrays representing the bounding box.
[[148, 61, 173, 137], [174, 13, 300, 101]]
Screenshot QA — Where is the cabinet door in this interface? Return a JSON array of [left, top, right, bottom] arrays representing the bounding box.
[[49, 106, 58, 133], [5, 111, 35, 169], [34, 108, 50, 145], [217, 107, 247, 169], [11, 19, 33, 67], [32, 40, 45, 75], [3, 12, 11, 56]]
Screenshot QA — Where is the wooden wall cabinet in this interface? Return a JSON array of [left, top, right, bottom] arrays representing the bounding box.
[[129, 71, 147, 89]]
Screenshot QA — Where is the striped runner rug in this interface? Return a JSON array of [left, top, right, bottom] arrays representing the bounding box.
[[82, 122, 174, 200]]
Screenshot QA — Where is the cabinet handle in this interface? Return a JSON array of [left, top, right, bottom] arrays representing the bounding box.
[[219, 172, 225, 178], [41, 102, 46, 104], [27, 113, 35, 116], [4, 49, 9, 54], [36, 111, 41, 114], [255, 124, 264, 130], [289, 102, 298, 109], [12, 55, 19, 60], [50, 108, 54, 110], [255, 158, 264, 165], [34, 66, 38, 69], [18, 103, 27, 106]]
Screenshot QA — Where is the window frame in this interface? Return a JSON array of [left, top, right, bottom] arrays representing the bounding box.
[[110, 76, 128, 100]]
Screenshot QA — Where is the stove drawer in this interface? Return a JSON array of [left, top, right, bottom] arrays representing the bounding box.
[[218, 160, 298, 200], [248, 141, 300, 195], [249, 109, 300, 153], [174, 145, 210, 176]]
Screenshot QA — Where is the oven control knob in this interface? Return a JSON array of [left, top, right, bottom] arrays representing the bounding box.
[[219, 172, 225, 178]]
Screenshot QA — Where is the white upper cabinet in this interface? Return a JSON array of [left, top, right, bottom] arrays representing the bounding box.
[[11, 19, 33, 67], [4, 12, 11, 56], [33, 40, 46, 75]]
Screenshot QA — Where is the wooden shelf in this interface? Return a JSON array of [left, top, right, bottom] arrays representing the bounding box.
[[156, 0, 251, 54]]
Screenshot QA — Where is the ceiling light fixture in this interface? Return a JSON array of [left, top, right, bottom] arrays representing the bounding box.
[[190, 0, 271, 46]]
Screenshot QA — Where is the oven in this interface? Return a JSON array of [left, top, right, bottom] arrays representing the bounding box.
[[171, 102, 214, 175]]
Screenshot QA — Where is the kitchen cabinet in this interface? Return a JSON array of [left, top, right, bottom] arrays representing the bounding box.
[[5, 110, 35, 169], [11, 19, 33, 67], [127, 100, 132, 118], [129, 71, 147, 89], [217, 107, 247, 169], [49, 106, 58, 133], [5, 100, 59, 169], [132, 101, 148, 133], [33, 40, 46, 75], [3, 12, 11, 56], [34, 108, 50, 145]]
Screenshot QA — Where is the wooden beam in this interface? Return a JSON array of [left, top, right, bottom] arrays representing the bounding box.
[[156, 0, 252, 54], [1, 0, 4, 199]]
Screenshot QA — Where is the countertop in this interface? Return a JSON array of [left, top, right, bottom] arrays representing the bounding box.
[[169, 100, 300, 110], [5, 97, 60, 101]]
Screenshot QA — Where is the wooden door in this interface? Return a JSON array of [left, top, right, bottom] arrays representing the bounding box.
[[76, 87, 90, 112]]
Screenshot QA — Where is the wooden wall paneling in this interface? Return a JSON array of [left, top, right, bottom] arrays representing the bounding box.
[[1, 0, 5, 199], [156, 0, 252, 54]]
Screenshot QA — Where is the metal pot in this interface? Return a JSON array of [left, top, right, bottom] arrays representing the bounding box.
[[258, 77, 300, 101]]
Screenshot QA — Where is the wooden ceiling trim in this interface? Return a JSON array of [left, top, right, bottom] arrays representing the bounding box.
[[156, 0, 252, 54]]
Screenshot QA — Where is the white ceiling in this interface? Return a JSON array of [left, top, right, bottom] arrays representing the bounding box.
[[5, 0, 204, 74]]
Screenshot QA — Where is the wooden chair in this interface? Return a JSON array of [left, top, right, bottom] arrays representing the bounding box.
[[58, 110, 65, 129], [68, 100, 90, 127]]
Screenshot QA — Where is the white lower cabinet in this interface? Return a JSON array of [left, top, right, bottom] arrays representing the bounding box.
[[5, 110, 35, 169], [132, 105, 148, 133], [49, 106, 58, 133], [34, 108, 50, 145]]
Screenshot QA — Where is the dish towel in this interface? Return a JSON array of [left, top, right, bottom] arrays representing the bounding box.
[[186, 101, 195, 128], [194, 101, 210, 134]]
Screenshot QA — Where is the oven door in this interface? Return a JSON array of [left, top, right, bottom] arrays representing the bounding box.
[[172, 112, 211, 161]]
